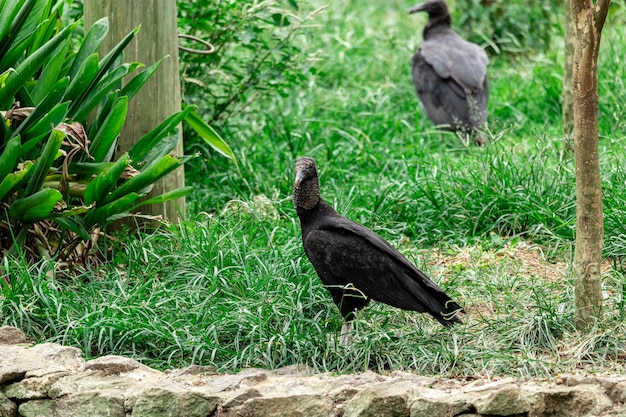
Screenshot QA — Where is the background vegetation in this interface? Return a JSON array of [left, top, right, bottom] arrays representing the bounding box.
[[3, 0, 626, 378]]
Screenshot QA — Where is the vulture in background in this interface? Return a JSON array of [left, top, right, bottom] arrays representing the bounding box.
[[293, 157, 463, 342], [410, 0, 489, 142]]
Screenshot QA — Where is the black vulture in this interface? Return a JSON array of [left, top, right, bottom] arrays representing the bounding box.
[[409, 0, 489, 141], [293, 157, 463, 342]]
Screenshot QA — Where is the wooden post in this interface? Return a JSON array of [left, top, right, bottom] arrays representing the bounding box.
[[84, 0, 185, 223]]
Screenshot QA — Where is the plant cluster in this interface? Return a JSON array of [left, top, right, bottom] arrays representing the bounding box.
[[177, 0, 322, 126], [0, 0, 233, 266], [454, 0, 562, 55]]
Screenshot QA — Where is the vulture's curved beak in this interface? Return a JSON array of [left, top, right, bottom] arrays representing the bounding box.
[[409, 3, 427, 14], [294, 170, 305, 189]]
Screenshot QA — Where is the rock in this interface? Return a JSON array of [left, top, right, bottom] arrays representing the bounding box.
[[48, 373, 137, 399], [523, 383, 615, 417], [562, 373, 626, 404], [3, 330, 626, 417], [471, 383, 530, 416], [130, 386, 219, 417], [84, 355, 141, 375], [28, 343, 83, 369], [222, 388, 263, 409], [0, 326, 29, 345], [3, 371, 70, 400], [0, 391, 17, 417], [606, 381, 626, 404], [18, 399, 55, 417], [0, 343, 82, 384], [238, 394, 335, 417], [168, 364, 218, 377], [57, 390, 125, 417], [274, 364, 314, 376], [343, 380, 414, 417], [410, 392, 473, 417]]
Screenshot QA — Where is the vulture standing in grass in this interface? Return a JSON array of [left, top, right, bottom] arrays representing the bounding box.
[[293, 157, 463, 342], [410, 0, 489, 141]]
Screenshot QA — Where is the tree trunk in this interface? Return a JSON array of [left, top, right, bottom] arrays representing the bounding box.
[[562, 0, 575, 149], [570, 0, 610, 330], [84, 0, 185, 223]]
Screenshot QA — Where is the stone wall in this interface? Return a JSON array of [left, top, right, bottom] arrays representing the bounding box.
[[1, 326, 626, 417]]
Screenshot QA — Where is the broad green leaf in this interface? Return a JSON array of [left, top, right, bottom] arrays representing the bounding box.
[[184, 107, 236, 162], [88, 92, 118, 139], [129, 186, 193, 211], [106, 154, 188, 203], [13, 77, 69, 138], [0, 160, 33, 201], [0, 111, 10, 145], [52, 216, 90, 241], [88, 96, 128, 163], [0, 1, 25, 49], [9, 187, 62, 223], [135, 133, 180, 171], [24, 128, 65, 196], [30, 40, 71, 105], [128, 105, 194, 164], [0, 0, 37, 63], [0, 134, 22, 181], [120, 58, 162, 101], [68, 17, 108, 81], [70, 62, 140, 121], [10, 0, 48, 51], [0, 68, 13, 86], [68, 161, 116, 176], [73, 26, 139, 109], [0, 22, 75, 108], [84, 192, 142, 229], [27, 2, 59, 53], [84, 153, 131, 206], [23, 101, 69, 139], [64, 53, 100, 103], [97, 26, 140, 82]]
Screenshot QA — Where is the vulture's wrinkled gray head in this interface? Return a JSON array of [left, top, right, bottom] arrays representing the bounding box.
[[293, 157, 320, 210]]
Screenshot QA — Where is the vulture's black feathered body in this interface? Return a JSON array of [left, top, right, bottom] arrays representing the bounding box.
[[293, 157, 463, 334], [410, 0, 489, 135]]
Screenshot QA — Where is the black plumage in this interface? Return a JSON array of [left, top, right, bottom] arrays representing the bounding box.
[[410, 0, 489, 137], [293, 157, 463, 337]]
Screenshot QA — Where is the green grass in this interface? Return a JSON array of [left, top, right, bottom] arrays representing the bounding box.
[[3, 1, 626, 378]]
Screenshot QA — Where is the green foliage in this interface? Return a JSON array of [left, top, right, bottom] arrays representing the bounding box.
[[3, 217, 626, 377], [4, 0, 626, 377], [0, 1, 200, 262], [454, 0, 562, 55], [177, 0, 322, 125]]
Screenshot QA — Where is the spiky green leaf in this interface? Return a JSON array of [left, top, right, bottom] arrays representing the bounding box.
[[52, 216, 90, 241], [67, 17, 108, 81], [0, 22, 75, 108], [128, 106, 194, 165], [0, 160, 33, 201], [106, 154, 188, 204], [129, 186, 193, 211], [184, 106, 236, 162], [24, 128, 65, 196], [84, 192, 142, 229], [9, 187, 62, 223], [88, 96, 128, 163], [84, 153, 131, 206]]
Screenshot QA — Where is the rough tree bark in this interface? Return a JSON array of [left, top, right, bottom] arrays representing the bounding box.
[[84, 0, 186, 223], [562, 0, 575, 148], [570, 0, 610, 330]]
